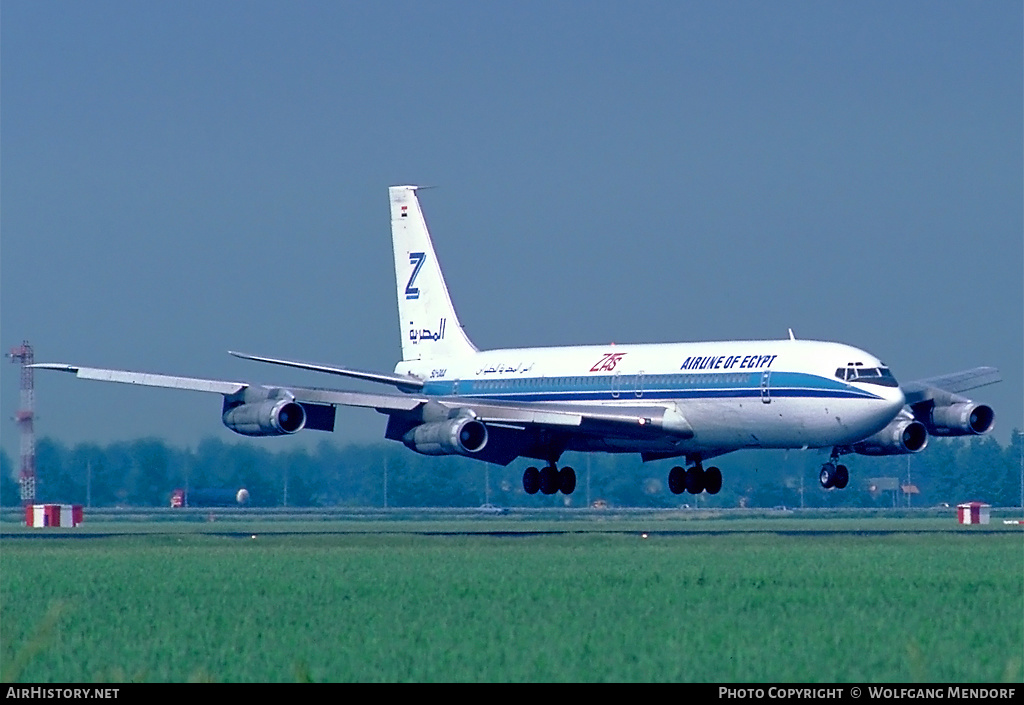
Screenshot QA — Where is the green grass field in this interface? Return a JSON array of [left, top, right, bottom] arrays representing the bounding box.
[[1, 517, 1021, 682]]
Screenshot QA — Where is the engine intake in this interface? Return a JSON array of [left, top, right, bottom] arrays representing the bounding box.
[[402, 417, 488, 456], [852, 416, 928, 456]]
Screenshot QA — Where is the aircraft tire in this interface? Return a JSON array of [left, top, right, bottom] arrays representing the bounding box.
[[540, 466, 560, 495], [668, 466, 685, 494], [523, 467, 540, 495], [704, 467, 722, 495], [685, 466, 705, 494], [819, 463, 836, 489], [834, 464, 849, 490], [559, 466, 577, 495]]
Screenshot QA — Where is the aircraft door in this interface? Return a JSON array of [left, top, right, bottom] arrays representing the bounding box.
[[760, 370, 771, 404], [635, 371, 644, 398], [611, 372, 620, 399]]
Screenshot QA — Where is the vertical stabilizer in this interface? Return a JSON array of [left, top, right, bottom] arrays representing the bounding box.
[[390, 185, 478, 362]]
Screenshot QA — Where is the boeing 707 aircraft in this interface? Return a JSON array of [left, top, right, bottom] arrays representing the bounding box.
[[32, 186, 1000, 496]]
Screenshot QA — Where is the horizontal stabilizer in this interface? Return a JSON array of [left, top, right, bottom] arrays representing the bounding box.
[[228, 351, 425, 389], [902, 366, 1001, 404]]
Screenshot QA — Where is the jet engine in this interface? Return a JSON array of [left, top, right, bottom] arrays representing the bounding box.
[[222, 387, 306, 437], [402, 417, 488, 456], [852, 415, 928, 456], [917, 401, 994, 437]]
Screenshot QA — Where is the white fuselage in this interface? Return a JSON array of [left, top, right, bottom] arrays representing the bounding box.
[[396, 338, 906, 454]]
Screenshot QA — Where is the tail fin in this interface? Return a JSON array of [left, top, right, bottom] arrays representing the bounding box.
[[389, 185, 478, 362]]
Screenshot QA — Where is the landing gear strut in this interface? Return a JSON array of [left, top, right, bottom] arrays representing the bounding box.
[[523, 464, 576, 495], [668, 462, 722, 495]]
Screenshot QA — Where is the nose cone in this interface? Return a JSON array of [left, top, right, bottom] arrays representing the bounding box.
[[845, 381, 906, 445], [884, 383, 906, 408], [878, 383, 907, 422]]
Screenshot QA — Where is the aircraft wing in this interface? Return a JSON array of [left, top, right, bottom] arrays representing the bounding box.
[[29, 363, 424, 414], [29, 364, 248, 395], [901, 366, 1001, 405], [29, 363, 693, 436]]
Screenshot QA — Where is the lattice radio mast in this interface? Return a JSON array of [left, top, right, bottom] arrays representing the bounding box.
[[8, 340, 37, 505]]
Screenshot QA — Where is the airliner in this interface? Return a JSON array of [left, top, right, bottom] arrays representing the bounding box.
[[32, 186, 1000, 497]]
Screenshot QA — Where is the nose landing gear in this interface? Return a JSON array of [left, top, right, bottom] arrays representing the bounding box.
[[819, 450, 850, 489], [819, 463, 849, 489]]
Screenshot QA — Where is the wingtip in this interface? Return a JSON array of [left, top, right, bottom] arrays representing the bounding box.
[[27, 363, 79, 373]]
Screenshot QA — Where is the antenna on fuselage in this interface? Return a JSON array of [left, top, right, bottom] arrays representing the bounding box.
[[788, 328, 796, 340]]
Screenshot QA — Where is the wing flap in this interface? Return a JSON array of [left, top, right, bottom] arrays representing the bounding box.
[[444, 399, 693, 437], [288, 386, 423, 412]]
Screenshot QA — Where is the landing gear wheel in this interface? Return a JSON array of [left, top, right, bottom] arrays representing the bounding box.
[[523, 467, 540, 495], [540, 466, 560, 495], [819, 463, 836, 489], [559, 466, 577, 495], [834, 464, 849, 490], [685, 466, 705, 494], [704, 467, 722, 495], [668, 466, 685, 495]]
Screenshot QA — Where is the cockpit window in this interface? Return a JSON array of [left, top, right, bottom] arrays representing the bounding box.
[[835, 366, 898, 387]]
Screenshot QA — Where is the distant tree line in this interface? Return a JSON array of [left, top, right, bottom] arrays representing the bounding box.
[[2, 432, 1021, 509]]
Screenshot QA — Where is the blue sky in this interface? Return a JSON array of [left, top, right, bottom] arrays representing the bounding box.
[[2, 1, 1021, 453]]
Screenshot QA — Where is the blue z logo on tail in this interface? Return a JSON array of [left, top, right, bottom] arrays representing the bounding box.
[[406, 252, 426, 300]]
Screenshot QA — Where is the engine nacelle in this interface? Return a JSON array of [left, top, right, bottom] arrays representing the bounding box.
[[922, 402, 994, 437], [402, 417, 488, 456], [222, 398, 306, 436], [852, 417, 928, 456]]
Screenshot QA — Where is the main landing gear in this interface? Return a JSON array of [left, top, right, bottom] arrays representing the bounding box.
[[819, 450, 849, 489], [668, 463, 722, 495], [523, 464, 576, 495]]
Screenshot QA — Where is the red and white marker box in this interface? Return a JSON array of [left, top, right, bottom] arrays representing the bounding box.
[[25, 504, 83, 527], [957, 502, 990, 525]]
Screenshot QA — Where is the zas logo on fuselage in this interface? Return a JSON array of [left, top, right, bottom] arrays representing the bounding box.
[[590, 352, 626, 372]]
